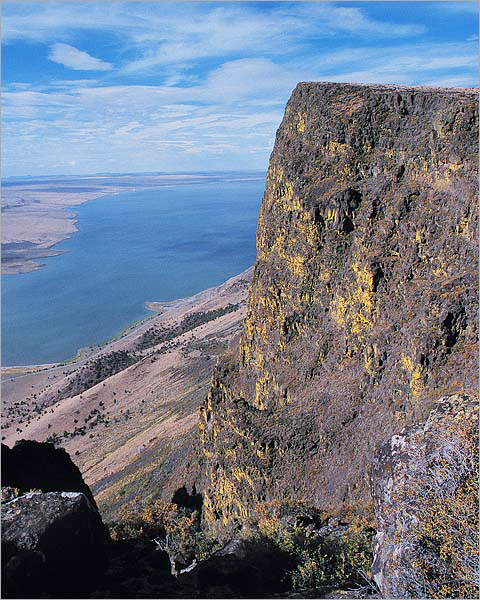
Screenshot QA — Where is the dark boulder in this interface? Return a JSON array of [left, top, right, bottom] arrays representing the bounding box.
[[2, 440, 97, 509], [2, 490, 108, 598], [182, 537, 293, 597]]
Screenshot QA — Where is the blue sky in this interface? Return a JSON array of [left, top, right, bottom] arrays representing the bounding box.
[[2, 1, 478, 177]]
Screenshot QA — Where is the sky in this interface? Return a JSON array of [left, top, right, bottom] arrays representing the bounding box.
[[2, 1, 478, 177]]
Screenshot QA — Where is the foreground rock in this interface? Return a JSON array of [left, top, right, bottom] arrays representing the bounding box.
[[181, 538, 293, 598], [372, 394, 478, 598], [2, 440, 98, 509], [2, 490, 107, 598]]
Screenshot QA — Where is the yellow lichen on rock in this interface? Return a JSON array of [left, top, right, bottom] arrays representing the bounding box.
[[331, 261, 376, 335], [255, 373, 269, 409], [286, 254, 307, 277], [401, 353, 424, 400], [364, 344, 378, 376], [204, 468, 250, 525], [401, 353, 414, 373], [296, 112, 306, 133], [455, 217, 470, 239], [326, 140, 347, 157], [444, 161, 462, 183], [231, 466, 255, 488]]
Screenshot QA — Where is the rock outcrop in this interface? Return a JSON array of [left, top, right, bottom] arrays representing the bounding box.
[[2, 490, 107, 598], [1, 441, 108, 597], [180, 537, 293, 597], [198, 83, 478, 537], [2, 439, 98, 509], [371, 394, 478, 598]]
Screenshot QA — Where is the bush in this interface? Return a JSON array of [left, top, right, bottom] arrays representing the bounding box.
[[256, 513, 376, 592], [291, 518, 375, 592], [108, 498, 218, 562]]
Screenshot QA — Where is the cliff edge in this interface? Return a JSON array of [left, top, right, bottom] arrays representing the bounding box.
[[199, 82, 478, 536]]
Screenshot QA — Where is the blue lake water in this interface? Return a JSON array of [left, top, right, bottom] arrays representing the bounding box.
[[2, 179, 264, 366]]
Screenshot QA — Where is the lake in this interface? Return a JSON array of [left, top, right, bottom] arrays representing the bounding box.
[[2, 178, 264, 366]]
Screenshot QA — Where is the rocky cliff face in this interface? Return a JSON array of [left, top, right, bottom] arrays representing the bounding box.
[[199, 83, 478, 537]]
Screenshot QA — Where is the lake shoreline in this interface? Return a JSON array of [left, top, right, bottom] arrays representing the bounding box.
[[1, 266, 253, 375], [2, 175, 263, 366], [2, 186, 133, 275], [2, 172, 264, 275]]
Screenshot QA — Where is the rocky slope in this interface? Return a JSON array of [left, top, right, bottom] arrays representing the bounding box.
[[198, 83, 478, 537], [372, 393, 478, 598]]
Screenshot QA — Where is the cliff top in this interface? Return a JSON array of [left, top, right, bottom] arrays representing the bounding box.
[[294, 81, 478, 95]]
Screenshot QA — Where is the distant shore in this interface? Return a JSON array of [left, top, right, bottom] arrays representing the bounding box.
[[2, 172, 263, 275], [1, 266, 253, 377]]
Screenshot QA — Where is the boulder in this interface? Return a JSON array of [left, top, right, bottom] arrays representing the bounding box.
[[1, 440, 98, 509], [182, 537, 293, 597], [371, 394, 478, 598], [2, 490, 107, 598]]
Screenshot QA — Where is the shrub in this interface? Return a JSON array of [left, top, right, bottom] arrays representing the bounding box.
[[136, 304, 239, 351], [108, 497, 218, 562], [256, 512, 376, 592], [290, 518, 375, 592]]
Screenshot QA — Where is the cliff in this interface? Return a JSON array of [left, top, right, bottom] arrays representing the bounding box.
[[199, 83, 478, 536]]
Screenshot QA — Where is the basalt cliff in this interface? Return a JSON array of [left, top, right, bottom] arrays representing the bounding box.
[[198, 83, 478, 537]]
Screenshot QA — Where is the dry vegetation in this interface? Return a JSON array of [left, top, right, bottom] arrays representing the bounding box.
[[2, 270, 252, 520]]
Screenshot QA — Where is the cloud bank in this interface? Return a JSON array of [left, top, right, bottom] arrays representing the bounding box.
[[2, 1, 477, 177]]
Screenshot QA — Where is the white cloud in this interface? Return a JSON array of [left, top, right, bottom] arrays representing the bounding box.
[[438, 2, 479, 14], [48, 43, 112, 71], [423, 74, 479, 87], [3, 2, 427, 77], [2, 2, 476, 177], [306, 40, 478, 82], [201, 58, 300, 101], [119, 3, 427, 75], [303, 3, 426, 37]]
